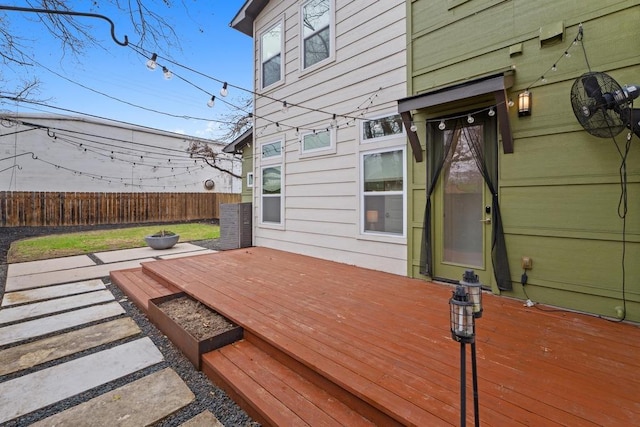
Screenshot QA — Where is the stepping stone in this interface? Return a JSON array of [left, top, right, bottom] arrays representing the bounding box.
[[1, 279, 106, 307], [30, 368, 194, 427], [0, 290, 115, 325], [94, 243, 208, 263], [180, 410, 225, 427], [0, 302, 124, 346], [7, 255, 96, 278], [0, 337, 164, 424], [5, 259, 157, 292], [0, 318, 140, 376]]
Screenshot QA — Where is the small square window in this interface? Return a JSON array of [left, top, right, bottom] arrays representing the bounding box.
[[246, 172, 254, 188], [302, 130, 330, 152], [361, 114, 404, 142], [262, 141, 282, 159]]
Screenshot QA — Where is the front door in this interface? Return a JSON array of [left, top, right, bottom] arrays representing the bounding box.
[[433, 116, 496, 287]]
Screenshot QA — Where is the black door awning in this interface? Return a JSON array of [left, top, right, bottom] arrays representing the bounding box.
[[398, 72, 515, 161]]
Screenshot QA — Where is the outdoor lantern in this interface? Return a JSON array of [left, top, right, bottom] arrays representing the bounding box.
[[461, 269, 483, 318], [518, 90, 532, 116], [449, 285, 475, 344]]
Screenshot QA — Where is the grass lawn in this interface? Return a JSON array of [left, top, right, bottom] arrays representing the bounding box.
[[8, 223, 220, 263]]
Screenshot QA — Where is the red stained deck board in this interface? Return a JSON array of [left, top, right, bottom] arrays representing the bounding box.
[[113, 247, 640, 426]]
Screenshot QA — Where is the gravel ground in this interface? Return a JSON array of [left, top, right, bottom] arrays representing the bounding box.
[[0, 223, 259, 427]]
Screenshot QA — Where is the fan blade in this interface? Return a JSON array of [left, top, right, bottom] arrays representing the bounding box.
[[582, 75, 605, 104]]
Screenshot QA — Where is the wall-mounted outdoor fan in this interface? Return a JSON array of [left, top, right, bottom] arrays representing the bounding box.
[[570, 71, 640, 138]]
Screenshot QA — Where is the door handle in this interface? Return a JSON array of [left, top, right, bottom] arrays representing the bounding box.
[[480, 218, 491, 224]]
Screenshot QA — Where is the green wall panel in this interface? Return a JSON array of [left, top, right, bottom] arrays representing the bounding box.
[[407, 0, 640, 321]]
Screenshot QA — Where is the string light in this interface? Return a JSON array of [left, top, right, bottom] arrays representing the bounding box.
[[438, 120, 446, 130], [207, 96, 215, 108], [330, 114, 337, 128], [281, 101, 288, 113], [488, 107, 495, 117], [410, 121, 418, 132], [220, 82, 228, 97], [162, 66, 172, 80], [146, 53, 158, 70]]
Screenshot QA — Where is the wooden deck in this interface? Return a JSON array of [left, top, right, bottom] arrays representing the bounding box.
[[111, 247, 640, 426]]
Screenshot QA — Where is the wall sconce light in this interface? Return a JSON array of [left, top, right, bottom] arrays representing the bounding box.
[[518, 91, 532, 116]]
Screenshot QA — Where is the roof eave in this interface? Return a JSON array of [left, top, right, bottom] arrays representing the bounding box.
[[229, 0, 269, 37]]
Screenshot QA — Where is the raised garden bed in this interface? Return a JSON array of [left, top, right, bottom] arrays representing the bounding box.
[[148, 293, 243, 369]]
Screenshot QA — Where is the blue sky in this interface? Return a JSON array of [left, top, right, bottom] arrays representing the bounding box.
[[0, 1, 253, 141]]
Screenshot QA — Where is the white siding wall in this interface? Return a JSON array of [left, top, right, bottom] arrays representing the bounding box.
[[0, 115, 240, 193], [252, 0, 407, 275]]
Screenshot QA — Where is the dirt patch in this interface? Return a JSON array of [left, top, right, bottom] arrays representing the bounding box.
[[158, 296, 236, 341]]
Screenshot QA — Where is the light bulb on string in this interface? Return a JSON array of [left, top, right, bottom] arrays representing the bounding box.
[[488, 107, 496, 117], [507, 99, 515, 108], [275, 122, 281, 132], [467, 114, 475, 124], [410, 121, 418, 132], [146, 53, 158, 70], [564, 51, 571, 58], [438, 120, 446, 131], [207, 96, 216, 108], [330, 114, 337, 128], [220, 82, 228, 97], [281, 101, 289, 113], [551, 64, 558, 72], [162, 67, 172, 80], [541, 75, 548, 84]]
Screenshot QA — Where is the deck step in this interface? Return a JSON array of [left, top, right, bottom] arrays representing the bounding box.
[[110, 267, 178, 313], [202, 339, 377, 427]]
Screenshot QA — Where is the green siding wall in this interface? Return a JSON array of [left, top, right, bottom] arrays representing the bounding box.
[[407, 0, 640, 321]]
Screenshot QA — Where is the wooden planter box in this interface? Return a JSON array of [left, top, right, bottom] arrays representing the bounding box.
[[148, 293, 243, 369]]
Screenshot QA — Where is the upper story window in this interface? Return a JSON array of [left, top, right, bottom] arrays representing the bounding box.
[[301, 0, 332, 69], [261, 140, 282, 159], [361, 114, 404, 143], [261, 21, 283, 89]]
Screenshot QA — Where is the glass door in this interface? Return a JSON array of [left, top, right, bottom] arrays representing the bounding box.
[[433, 120, 495, 287]]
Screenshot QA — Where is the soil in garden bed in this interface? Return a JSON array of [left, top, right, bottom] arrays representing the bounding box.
[[158, 296, 237, 341]]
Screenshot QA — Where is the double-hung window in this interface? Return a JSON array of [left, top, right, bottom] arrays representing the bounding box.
[[362, 148, 405, 236], [260, 140, 283, 224], [301, 0, 333, 69], [261, 21, 283, 89]]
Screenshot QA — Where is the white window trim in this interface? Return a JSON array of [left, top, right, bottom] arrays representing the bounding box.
[[259, 163, 285, 228], [246, 172, 254, 188], [359, 112, 406, 145], [299, 0, 336, 74], [259, 17, 285, 91], [358, 146, 407, 241], [299, 127, 336, 157], [261, 139, 283, 162]]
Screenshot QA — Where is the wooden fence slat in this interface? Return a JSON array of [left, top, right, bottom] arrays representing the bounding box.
[[0, 192, 240, 227]]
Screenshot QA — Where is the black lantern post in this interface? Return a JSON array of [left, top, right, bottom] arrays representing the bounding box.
[[450, 270, 484, 427], [460, 270, 483, 427], [449, 285, 474, 427]]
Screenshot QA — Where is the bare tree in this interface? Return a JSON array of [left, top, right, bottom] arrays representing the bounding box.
[[0, 0, 185, 98]]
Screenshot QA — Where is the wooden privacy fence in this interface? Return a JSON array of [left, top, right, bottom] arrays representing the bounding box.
[[0, 192, 241, 227]]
